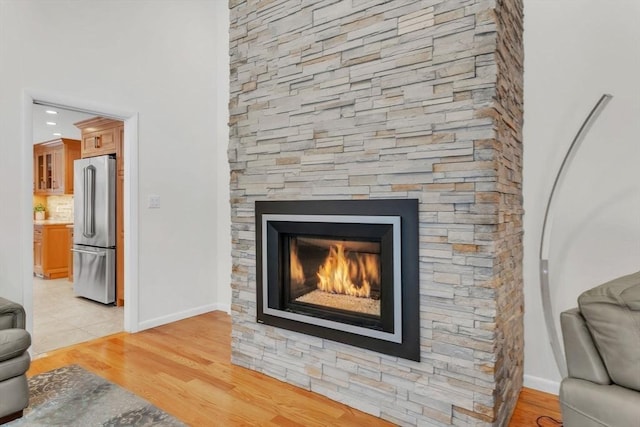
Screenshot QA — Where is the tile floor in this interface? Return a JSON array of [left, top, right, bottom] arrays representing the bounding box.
[[32, 276, 123, 358]]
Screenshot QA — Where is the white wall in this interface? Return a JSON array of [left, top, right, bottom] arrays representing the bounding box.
[[523, 0, 640, 392], [0, 1, 231, 329], [215, 0, 232, 321]]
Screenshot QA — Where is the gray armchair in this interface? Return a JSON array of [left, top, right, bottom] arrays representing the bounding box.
[[0, 297, 31, 424], [559, 271, 640, 427]]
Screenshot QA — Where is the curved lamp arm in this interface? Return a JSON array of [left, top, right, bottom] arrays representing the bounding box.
[[539, 94, 613, 378]]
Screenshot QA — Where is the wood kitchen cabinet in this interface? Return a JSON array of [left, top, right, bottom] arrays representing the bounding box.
[[34, 223, 71, 279], [75, 117, 120, 158], [33, 225, 43, 277], [76, 116, 126, 306], [33, 138, 81, 195]]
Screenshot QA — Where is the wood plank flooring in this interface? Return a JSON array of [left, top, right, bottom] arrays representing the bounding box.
[[28, 311, 561, 426], [511, 387, 562, 426]]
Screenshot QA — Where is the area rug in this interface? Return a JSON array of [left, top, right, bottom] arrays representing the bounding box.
[[8, 365, 185, 426]]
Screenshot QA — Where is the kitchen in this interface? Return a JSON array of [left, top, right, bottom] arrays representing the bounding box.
[[31, 103, 124, 356]]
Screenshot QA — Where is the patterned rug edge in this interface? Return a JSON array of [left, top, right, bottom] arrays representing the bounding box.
[[8, 364, 185, 427]]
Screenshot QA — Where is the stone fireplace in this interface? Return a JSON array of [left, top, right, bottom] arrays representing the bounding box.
[[229, 0, 524, 426], [256, 199, 419, 360]]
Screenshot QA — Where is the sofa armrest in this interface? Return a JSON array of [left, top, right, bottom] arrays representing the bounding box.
[[0, 329, 31, 363], [577, 271, 640, 391], [0, 297, 26, 330], [560, 308, 611, 385]]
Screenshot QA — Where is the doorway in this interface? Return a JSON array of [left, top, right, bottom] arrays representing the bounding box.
[[23, 93, 139, 355]]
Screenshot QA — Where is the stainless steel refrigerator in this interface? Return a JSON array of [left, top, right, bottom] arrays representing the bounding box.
[[73, 155, 116, 304]]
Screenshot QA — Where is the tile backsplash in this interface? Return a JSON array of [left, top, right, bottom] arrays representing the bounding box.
[[46, 195, 73, 221]]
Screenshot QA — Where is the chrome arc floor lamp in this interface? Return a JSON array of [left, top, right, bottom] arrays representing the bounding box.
[[539, 93, 613, 377]]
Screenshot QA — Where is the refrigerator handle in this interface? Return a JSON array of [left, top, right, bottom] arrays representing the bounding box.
[[84, 165, 96, 238], [71, 248, 106, 256]]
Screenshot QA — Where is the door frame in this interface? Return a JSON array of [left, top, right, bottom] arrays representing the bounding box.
[[22, 90, 140, 333]]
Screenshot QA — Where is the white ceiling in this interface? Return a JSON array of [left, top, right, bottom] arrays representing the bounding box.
[[32, 103, 96, 144]]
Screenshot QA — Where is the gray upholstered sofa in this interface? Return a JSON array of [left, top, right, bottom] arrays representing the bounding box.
[[560, 270, 640, 427], [0, 297, 31, 424]]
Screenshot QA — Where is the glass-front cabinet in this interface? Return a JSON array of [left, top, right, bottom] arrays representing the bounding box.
[[33, 139, 81, 195], [34, 148, 54, 193]]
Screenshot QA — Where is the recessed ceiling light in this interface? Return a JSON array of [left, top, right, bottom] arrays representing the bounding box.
[[53, 132, 62, 136], [46, 121, 57, 126], [45, 110, 58, 115]]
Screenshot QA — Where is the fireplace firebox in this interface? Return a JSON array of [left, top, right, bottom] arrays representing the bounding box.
[[256, 199, 419, 360]]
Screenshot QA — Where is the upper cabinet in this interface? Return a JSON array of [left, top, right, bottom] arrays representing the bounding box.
[[74, 117, 122, 158], [33, 138, 81, 195]]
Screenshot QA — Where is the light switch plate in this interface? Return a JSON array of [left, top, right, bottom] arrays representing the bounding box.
[[148, 195, 160, 208]]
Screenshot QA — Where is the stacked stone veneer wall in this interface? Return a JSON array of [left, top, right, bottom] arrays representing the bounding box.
[[228, 1, 524, 426]]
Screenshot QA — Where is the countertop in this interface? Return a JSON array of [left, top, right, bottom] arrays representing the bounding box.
[[34, 219, 73, 226]]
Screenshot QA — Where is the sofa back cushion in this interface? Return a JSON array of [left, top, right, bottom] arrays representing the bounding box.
[[578, 271, 640, 391]]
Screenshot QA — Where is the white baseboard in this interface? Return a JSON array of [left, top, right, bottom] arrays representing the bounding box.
[[523, 374, 560, 395], [136, 303, 228, 331], [213, 302, 231, 314]]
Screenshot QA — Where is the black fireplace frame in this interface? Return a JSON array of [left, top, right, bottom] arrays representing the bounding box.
[[255, 199, 419, 361]]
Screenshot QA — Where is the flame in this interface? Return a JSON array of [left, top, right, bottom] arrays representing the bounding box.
[[316, 243, 379, 298], [289, 240, 306, 286]]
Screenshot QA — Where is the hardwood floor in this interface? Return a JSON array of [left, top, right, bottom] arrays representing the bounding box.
[[511, 388, 562, 426], [29, 311, 561, 426]]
